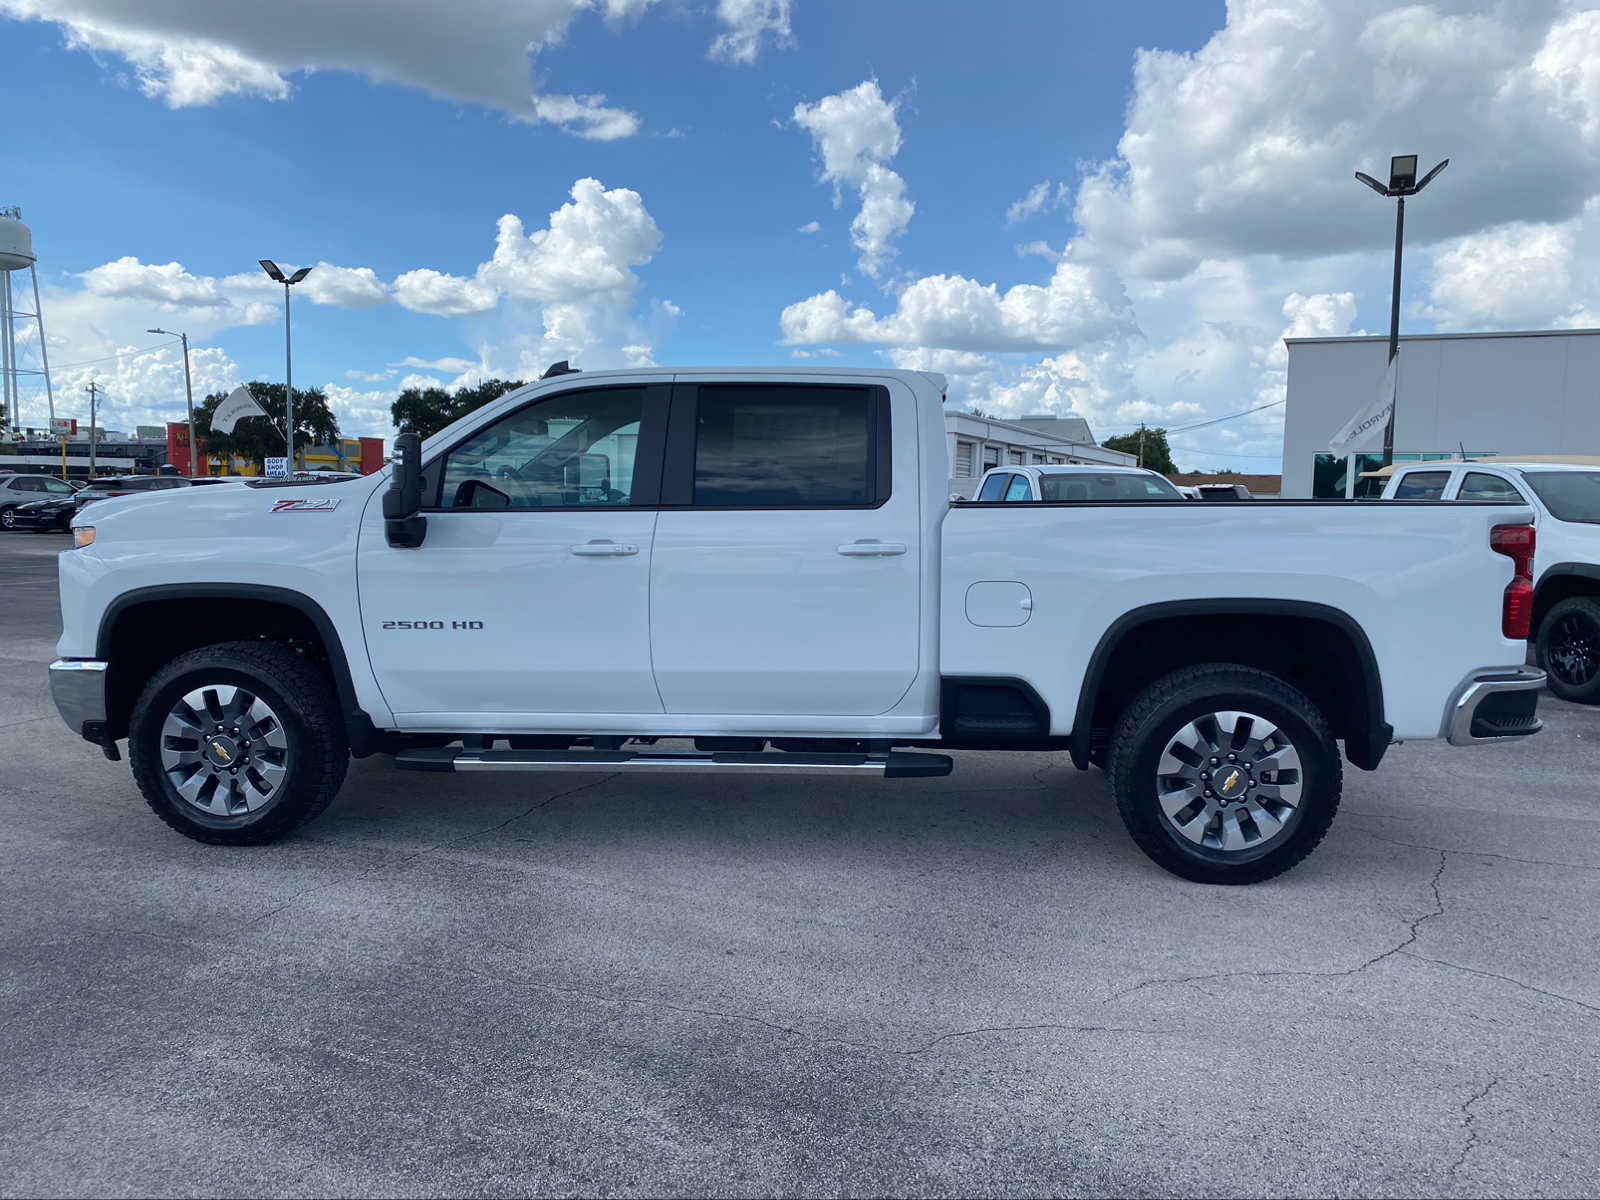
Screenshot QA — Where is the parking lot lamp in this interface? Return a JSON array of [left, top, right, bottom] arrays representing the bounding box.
[[258, 261, 313, 471], [147, 328, 195, 477], [1354, 154, 1448, 468]]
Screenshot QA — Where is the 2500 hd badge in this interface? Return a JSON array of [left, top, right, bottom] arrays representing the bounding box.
[[381, 620, 485, 630]]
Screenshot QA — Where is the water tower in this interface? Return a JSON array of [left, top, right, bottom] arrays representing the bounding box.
[[0, 206, 55, 434]]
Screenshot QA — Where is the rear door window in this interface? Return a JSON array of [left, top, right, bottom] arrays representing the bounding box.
[[976, 472, 1011, 502], [1457, 472, 1525, 503], [1393, 470, 1450, 500], [690, 384, 878, 508]]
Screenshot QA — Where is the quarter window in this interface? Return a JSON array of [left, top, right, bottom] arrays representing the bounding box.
[[440, 386, 644, 509], [1458, 472, 1525, 503], [1392, 470, 1450, 500], [691, 385, 874, 507], [1003, 474, 1033, 501]]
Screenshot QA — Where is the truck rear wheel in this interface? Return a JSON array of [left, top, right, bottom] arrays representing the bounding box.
[[1536, 596, 1600, 704], [128, 641, 348, 845], [1107, 664, 1341, 885]]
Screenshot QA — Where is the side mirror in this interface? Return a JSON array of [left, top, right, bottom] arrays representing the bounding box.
[[383, 432, 428, 548]]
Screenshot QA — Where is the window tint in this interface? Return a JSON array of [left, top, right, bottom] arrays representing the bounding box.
[[440, 387, 644, 509], [12, 477, 42, 492], [1003, 474, 1033, 501], [1038, 472, 1184, 502], [976, 472, 1011, 502], [692, 385, 872, 507], [1524, 472, 1600, 524], [1458, 472, 1524, 503], [1392, 470, 1449, 500]]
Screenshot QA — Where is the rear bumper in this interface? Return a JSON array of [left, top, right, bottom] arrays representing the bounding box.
[[49, 659, 108, 740], [1444, 666, 1545, 746]]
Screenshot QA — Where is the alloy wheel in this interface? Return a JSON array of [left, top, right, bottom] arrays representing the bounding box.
[[159, 684, 290, 817], [1548, 612, 1598, 687], [1156, 709, 1303, 853]]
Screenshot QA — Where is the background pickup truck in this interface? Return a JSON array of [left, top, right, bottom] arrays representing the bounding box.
[[51, 366, 1544, 883], [1380, 459, 1600, 705]]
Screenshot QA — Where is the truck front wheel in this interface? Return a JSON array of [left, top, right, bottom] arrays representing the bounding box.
[[128, 641, 348, 845], [1107, 664, 1341, 885]]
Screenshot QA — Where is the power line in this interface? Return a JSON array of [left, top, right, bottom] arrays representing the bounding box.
[[48, 338, 182, 371], [1166, 398, 1285, 434]]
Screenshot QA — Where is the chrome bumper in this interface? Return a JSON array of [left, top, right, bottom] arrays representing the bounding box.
[[1445, 666, 1545, 746], [49, 659, 108, 738]]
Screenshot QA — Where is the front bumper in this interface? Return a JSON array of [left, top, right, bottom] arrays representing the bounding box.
[[49, 659, 108, 740], [1444, 666, 1545, 746]]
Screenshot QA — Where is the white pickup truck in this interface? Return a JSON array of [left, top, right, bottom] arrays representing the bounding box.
[[51, 366, 1545, 884]]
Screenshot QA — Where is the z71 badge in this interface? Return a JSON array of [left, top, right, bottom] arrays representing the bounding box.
[[270, 498, 341, 513]]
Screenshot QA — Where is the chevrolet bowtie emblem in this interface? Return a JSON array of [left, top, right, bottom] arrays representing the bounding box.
[[1222, 769, 1240, 792]]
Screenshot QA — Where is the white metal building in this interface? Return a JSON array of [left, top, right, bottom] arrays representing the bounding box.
[[944, 412, 1135, 498], [1282, 328, 1600, 498]]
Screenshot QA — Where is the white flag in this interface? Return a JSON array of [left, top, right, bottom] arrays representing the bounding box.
[[213, 385, 269, 435], [1329, 355, 1397, 455]]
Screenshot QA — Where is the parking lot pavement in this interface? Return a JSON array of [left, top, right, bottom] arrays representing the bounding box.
[[2, 533, 1598, 1198]]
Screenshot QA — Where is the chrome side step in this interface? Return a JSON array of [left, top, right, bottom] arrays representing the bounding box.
[[393, 747, 953, 778]]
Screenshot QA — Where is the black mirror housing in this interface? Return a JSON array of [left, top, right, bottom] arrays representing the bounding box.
[[384, 432, 428, 548]]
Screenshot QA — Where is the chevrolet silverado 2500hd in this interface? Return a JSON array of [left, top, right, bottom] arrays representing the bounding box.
[[50, 366, 1545, 883]]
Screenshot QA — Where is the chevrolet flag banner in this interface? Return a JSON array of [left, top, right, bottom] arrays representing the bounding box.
[[1329, 355, 1398, 456], [213, 386, 269, 435]]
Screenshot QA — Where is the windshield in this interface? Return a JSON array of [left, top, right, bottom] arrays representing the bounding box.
[[1038, 472, 1183, 502], [1523, 471, 1600, 524]]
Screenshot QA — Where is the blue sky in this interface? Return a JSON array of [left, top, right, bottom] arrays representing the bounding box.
[[6, 1, 1600, 471]]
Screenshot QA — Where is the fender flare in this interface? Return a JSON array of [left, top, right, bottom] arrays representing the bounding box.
[[1071, 598, 1390, 771], [97, 583, 380, 756]]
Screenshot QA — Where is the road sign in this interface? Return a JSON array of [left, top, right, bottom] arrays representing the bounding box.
[[264, 457, 289, 478], [49, 418, 77, 436]]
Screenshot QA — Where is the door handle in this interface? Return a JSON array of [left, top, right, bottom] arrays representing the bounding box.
[[570, 540, 639, 557], [836, 540, 907, 557]]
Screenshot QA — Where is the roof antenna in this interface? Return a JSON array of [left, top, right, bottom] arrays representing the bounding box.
[[540, 360, 579, 380]]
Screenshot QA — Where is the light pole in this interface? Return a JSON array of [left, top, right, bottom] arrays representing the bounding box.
[[258, 260, 312, 472], [148, 327, 196, 477], [1355, 154, 1448, 468]]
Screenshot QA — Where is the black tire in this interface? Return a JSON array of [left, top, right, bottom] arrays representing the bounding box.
[[0, 505, 17, 531], [1107, 664, 1342, 885], [128, 640, 348, 845], [1536, 596, 1600, 704]]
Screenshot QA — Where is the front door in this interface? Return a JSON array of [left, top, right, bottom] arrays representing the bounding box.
[[358, 382, 668, 723], [648, 378, 922, 716]]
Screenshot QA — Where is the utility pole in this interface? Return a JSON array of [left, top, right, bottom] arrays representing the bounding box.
[[85, 381, 97, 477], [148, 328, 197, 476]]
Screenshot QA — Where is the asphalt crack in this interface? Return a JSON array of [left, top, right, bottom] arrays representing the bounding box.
[[1111, 848, 1447, 1000], [1447, 1077, 1498, 1181], [1355, 825, 1600, 874]]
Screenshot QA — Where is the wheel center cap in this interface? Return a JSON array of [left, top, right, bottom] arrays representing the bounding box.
[[1214, 765, 1249, 799], [206, 735, 241, 768]]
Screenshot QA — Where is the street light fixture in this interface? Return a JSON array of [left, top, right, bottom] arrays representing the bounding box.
[[1354, 154, 1449, 468], [147, 327, 196, 477], [259, 259, 313, 472]]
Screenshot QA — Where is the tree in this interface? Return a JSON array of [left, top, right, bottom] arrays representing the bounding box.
[[391, 377, 525, 439], [195, 382, 340, 473], [1102, 426, 1176, 475]]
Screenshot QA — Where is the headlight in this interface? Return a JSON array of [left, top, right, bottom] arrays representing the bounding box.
[[72, 526, 96, 549]]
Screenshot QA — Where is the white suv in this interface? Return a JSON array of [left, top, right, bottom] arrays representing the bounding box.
[[1381, 461, 1600, 703]]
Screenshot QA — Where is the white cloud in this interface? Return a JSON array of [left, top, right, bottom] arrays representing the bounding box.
[[1422, 204, 1600, 329], [1072, 1, 1600, 281], [708, 0, 793, 64], [391, 269, 500, 317], [1015, 240, 1061, 263], [796, 220, 821, 234], [80, 257, 227, 308], [780, 254, 1135, 352], [394, 355, 478, 374], [0, 0, 644, 138], [793, 80, 913, 279], [299, 263, 392, 310], [1005, 180, 1056, 226]]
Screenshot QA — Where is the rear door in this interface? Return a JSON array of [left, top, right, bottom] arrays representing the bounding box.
[[648, 376, 921, 716]]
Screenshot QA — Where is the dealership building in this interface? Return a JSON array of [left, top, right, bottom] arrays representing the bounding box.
[[1282, 328, 1600, 498]]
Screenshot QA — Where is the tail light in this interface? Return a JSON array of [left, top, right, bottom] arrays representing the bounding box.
[[1490, 523, 1535, 639]]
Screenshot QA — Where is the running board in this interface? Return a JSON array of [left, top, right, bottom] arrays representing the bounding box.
[[393, 747, 953, 778]]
